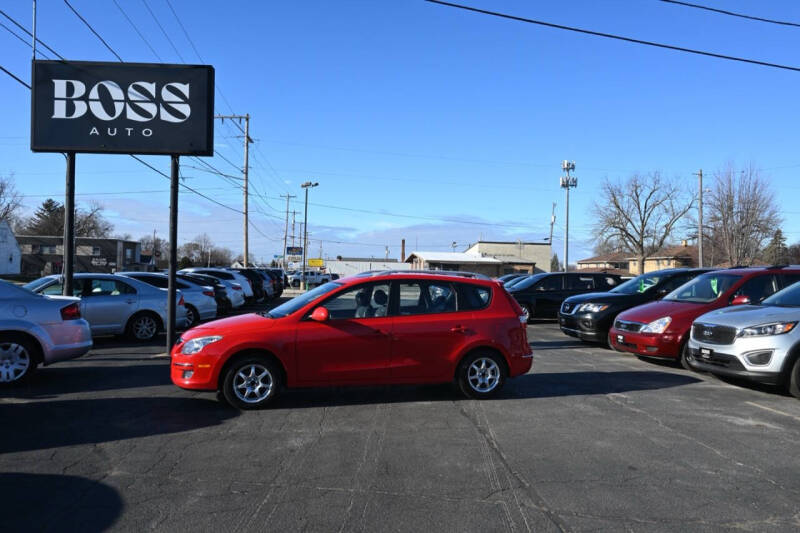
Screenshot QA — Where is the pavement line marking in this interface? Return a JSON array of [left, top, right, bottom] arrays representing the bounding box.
[[746, 401, 800, 423]]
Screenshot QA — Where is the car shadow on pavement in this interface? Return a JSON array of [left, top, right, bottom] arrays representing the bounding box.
[[0, 473, 123, 533], [0, 397, 238, 454], [1, 362, 171, 398], [266, 370, 702, 409]]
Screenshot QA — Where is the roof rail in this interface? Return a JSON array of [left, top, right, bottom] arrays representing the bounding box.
[[766, 264, 790, 269], [354, 269, 491, 280]]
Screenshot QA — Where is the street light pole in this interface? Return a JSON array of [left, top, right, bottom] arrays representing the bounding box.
[[694, 169, 704, 268], [560, 161, 577, 273], [300, 181, 319, 290]]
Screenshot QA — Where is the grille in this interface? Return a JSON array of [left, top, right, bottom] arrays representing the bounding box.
[[561, 302, 577, 314], [692, 323, 737, 345], [615, 320, 643, 333]]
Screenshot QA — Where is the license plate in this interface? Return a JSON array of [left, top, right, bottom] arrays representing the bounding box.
[[700, 347, 713, 359], [616, 334, 624, 343]]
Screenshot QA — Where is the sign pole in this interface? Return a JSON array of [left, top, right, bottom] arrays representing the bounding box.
[[167, 154, 179, 352], [63, 152, 75, 296]]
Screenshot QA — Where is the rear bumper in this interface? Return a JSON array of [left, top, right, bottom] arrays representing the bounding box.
[[687, 348, 782, 385], [608, 327, 682, 359], [45, 339, 93, 365], [509, 355, 533, 377]]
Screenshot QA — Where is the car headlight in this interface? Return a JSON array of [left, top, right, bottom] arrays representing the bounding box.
[[640, 316, 672, 334], [738, 322, 797, 337], [577, 303, 609, 313], [181, 335, 223, 355]]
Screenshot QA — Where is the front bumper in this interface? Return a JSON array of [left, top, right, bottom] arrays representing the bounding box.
[[608, 327, 683, 359], [686, 348, 781, 385], [558, 312, 607, 341], [170, 342, 222, 391]]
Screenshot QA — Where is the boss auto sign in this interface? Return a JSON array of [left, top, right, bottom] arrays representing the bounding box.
[[31, 60, 214, 155]]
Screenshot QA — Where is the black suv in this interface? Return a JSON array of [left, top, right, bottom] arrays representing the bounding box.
[[507, 272, 622, 321], [558, 268, 713, 345]]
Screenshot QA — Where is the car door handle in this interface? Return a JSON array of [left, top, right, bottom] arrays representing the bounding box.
[[450, 325, 467, 333], [126, 299, 136, 304]]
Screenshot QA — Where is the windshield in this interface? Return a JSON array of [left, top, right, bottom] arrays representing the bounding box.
[[23, 277, 56, 292], [611, 273, 663, 295], [663, 273, 742, 303], [509, 273, 546, 291], [503, 276, 527, 288], [762, 281, 800, 307], [265, 282, 342, 318]]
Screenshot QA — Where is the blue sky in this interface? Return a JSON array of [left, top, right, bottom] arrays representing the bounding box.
[[2, 0, 800, 264]]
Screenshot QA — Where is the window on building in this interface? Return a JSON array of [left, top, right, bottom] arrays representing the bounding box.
[[92, 246, 101, 256]]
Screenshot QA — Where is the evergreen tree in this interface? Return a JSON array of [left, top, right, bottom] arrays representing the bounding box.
[[550, 254, 562, 272], [764, 229, 788, 265]]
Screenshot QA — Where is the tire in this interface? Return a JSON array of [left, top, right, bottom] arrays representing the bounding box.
[[185, 305, 199, 328], [127, 312, 160, 342], [457, 350, 508, 399], [222, 356, 282, 409], [0, 335, 38, 385], [521, 304, 533, 324], [679, 341, 694, 371], [787, 357, 800, 399]]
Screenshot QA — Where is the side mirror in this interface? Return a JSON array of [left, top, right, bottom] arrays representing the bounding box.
[[731, 294, 751, 306], [310, 307, 329, 322], [656, 288, 669, 298]]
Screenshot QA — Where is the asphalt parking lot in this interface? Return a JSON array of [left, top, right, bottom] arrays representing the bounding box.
[[3, 306, 800, 532]]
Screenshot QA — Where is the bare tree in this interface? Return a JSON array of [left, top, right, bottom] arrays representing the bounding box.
[[706, 163, 781, 266], [593, 172, 694, 275], [0, 174, 23, 224]]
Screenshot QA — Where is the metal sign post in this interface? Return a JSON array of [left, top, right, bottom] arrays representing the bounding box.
[[167, 155, 179, 350], [63, 152, 75, 296]]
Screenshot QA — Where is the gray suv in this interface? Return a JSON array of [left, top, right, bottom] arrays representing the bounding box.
[[688, 281, 800, 398]]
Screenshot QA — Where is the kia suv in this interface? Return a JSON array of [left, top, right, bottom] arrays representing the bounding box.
[[171, 272, 532, 408], [687, 280, 800, 397], [559, 268, 712, 345], [609, 267, 800, 368]]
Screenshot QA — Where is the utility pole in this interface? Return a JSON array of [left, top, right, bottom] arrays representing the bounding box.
[[215, 113, 251, 266], [291, 211, 296, 248], [560, 161, 577, 273], [694, 169, 704, 268], [300, 181, 319, 290], [548, 202, 556, 267], [281, 194, 296, 270]]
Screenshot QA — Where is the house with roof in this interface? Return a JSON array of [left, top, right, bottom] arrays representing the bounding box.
[[0, 220, 21, 276], [577, 242, 699, 276]]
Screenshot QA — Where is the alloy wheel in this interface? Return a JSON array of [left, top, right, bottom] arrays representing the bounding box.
[[0, 341, 31, 383], [467, 357, 501, 393], [133, 316, 157, 340], [233, 363, 274, 403]]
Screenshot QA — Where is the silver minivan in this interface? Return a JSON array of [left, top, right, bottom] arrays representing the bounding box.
[[688, 281, 800, 398]]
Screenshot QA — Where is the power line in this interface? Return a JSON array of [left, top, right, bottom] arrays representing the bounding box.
[[0, 63, 30, 88], [659, 0, 800, 28], [0, 9, 64, 59], [113, 0, 164, 61], [63, 0, 124, 61], [164, 0, 205, 61], [140, 0, 186, 62], [426, 0, 800, 73]]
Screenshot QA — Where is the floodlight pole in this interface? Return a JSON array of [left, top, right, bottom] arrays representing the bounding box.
[[300, 181, 319, 290], [560, 160, 577, 273], [62, 152, 75, 296], [167, 155, 180, 352]]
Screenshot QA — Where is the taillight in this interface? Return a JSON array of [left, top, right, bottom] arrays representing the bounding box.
[[203, 290, 215, 297], [60, 302, 81, 320], [178, 295, 185, 306]]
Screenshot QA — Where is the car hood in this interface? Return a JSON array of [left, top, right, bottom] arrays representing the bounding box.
[[616, 300, 709, 324], [564, 291, 648, 305], [184, 313, 275, 337], [695, 305, 800, 328]]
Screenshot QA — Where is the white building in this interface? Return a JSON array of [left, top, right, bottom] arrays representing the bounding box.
[[0, 220, 21, 276]]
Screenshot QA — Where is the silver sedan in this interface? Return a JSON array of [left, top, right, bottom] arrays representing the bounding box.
[[119, 272, 217, 327], [24, 273, 188, 341], [1, 279, 92, 384]]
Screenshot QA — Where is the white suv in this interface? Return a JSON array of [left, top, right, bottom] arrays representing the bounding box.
[[288, 271, 330, 288], [688, 281, 800, 398]]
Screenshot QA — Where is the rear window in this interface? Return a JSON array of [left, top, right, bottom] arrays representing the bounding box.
[[458, 283, 491, 310]]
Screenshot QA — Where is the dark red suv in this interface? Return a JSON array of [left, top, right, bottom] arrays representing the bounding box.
[[171, 272, 532, 408], [609, 267, 800, 368]]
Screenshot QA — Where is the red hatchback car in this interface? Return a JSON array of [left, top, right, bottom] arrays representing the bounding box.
[[609, 267, 800, 368], [171, 272, 532, 409]]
